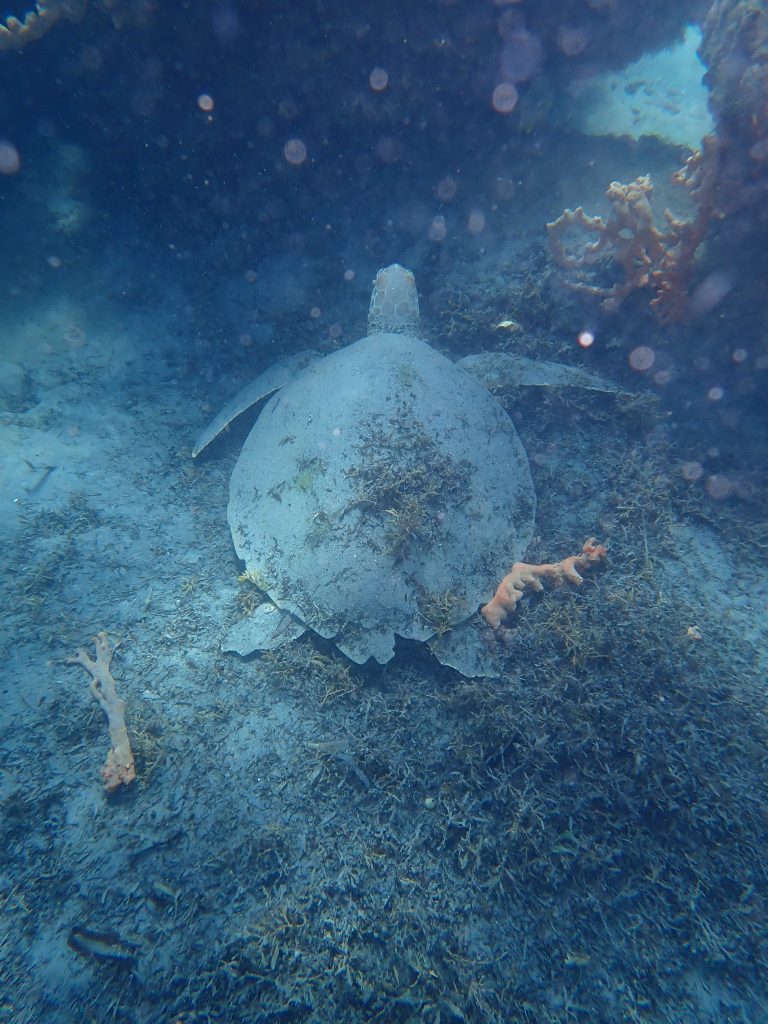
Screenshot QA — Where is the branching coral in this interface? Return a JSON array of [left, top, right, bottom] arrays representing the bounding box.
[[481, 538, 607, 629], [67, 631, 136, 792], [0, 0, 147, 48], [547, 137, 719, 321], [0, 0, 89, 50]]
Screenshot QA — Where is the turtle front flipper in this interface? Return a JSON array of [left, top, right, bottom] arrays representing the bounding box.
[[456, 352, 622, 394], [192, 349, 318, 457]]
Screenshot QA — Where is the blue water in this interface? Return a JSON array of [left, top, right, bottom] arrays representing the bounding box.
[[1, 3, 767, 1022]]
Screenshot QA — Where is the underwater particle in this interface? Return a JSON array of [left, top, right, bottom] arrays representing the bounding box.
[[680, 460, 704, 481], [0, 140, 20, 174], [376, 136, 403, 164], [436, 176, 458, 202], [628, 345, 655, 371], [499, 28, 543, 82], [467, 208, 485, 234], [197, 93, 214, 112], [557, 25, 589, 57], [309, 306, 321, 319], [686, 625, 703, 640], [423, 796, 436, 809], [428, 215, 447, 242], [706, 474, 733, 500], [707, 385, 724, 402], [578, 329, 595, 348], [343, 269, 355, 282], [283, 138, 307, 166], [732, 348, 748, 364], [369, 66, 388, 91], [278, 97, 299, 120], [492, 81, 518, 114], [47, 255, 62, 268]]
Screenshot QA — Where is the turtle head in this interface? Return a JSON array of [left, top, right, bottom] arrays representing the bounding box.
[[368, 264, 421, 336]]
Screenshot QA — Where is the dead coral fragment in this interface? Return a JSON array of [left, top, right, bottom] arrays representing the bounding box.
[[481, 538, 607, 629], [68, 631, 136, 792]]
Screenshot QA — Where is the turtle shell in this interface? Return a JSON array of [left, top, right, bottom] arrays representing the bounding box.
[[227, 331, 535, 665]]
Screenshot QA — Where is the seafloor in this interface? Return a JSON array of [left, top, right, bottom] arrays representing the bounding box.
[[2, 127, 767, 1024]]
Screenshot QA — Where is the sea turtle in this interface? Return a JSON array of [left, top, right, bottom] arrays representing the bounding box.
[[194, 264, 616, 677]]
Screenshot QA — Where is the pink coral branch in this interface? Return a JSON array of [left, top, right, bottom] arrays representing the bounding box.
[[481, 538, 607, 630]]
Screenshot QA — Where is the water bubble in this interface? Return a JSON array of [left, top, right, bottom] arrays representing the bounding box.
[[680, 461, 704, 482], [492, 82, 519, 114], [557, 26, 589, 56], [428, 215, 447, 242], [283, 138, 307, 165], [467, 209, 486, 235], [369, 67, 389, 92], [628, 345, 655, 371], [706, 474, 733, 500], [435, 176, 458, 201]]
